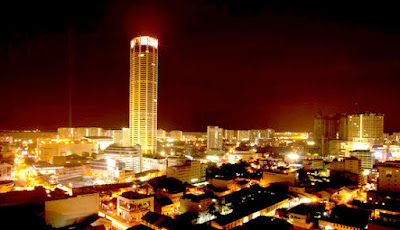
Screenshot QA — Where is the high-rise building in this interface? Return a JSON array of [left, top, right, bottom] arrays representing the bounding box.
[[313, 113, 347, 156], [169, 130, 183, 140], [58, 127, 106, 139], [236, 130, 250, 141], [113, 128, 130, 147], [157, 129, 167, 139], [207, 126, 223, 153], [223, 129, 236, 141], [249, 129, 274, 143], [129, 36, 158, 154], [347, 113, 384, 144]]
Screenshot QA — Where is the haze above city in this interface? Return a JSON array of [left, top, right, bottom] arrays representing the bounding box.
[[1, 1, 400, 132]]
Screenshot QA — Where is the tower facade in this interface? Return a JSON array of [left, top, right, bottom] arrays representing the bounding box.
[[129, 36, 158, 154], [347, 113, 384, 144], [207, 126, 223, 153]]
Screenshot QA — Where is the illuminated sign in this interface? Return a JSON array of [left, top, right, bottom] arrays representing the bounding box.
[[131, 36, 158, 49]]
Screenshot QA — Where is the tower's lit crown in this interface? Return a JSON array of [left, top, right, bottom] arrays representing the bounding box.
[[131, 36, 158, 49]]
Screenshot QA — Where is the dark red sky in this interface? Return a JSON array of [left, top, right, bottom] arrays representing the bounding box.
[[1, 1, 399, 132]]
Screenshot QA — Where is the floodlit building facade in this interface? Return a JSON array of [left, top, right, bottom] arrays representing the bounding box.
[[331, 157, 361, 175], [45, 193, 99, 228], [58, 127, 106, 139], [166, 158, 206, 184], [347, 113, 384, 144], [236, 130, 250, 141], [112, 128, 130, 147], [223, 129, 236, 141], [157, 129, 167, 138], [101, 145, 142, 173], [142, 157, 167, 173], [169, 130, 183, 140], [129, 36, 158, 154], [377, 161, 400, 192], [350, 150, 374, 170], [0, 163, 12, 180], [39, 140, 98, 164], [207, 126, 223, 153], [117, 191, 154, 221]]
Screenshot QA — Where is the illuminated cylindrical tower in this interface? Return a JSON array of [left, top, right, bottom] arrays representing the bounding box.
[[129, 36, 158, 154]]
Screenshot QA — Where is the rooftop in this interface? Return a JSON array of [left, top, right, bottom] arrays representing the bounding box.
[[183, 193, 215, 202], [120, 191, 151, 200], [156, 197, 173, 206], [231, 216, 292, 230], [215, 195, 288, 226], [127, 225, 153, 230], [141, 211, 176, 229], [288, 203, 324, 216], [321, 205, 371, 229]]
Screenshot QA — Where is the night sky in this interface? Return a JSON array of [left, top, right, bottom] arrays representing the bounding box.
[[1, 1, 399, 132]]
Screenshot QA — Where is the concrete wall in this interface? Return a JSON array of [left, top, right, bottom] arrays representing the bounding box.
[[45, 193, 99, 228]]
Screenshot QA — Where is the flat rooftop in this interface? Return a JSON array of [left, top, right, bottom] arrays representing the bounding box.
[[120, 191, 151, 199]]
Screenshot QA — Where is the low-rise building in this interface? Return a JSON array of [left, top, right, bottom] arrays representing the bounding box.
[[260, 171, 296, 187], [331, 157, 363, 185], [350, 150, 374, 170], [102, 145, 142, 173], [141, 211, 176, 230], [330, 186, 359, 204], [377, 161, 400, 192], [230, 216, 291, 230], [302, 159, 324, 171], [142, 157, 167, 173], [117, 191, 154, 222], [39, 140, 98, 163], [288, 203, 325, 229], [211, 195, 289, 230], [156, 188, 183, 213], [209, 177, 236, 190], [165, 157, 206, 184], [54, 164, 88, 182], [155, 197, 174, 216], [0, 162, 12, 180], [318, 205, 371, 230], [45, 193, 100, 228], [89, 158, 135, 183], [180, 193, 215, 213], [0, 180, 14, 193]]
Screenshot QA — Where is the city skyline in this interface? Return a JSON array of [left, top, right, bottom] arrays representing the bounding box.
[[2, 2, 400, 229], [1, 2, 400, 132]]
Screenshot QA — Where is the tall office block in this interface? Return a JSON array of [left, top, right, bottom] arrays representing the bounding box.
[[314, 113, 348, 156], [129, 36, 158, 154], [347, 113, 384, 144], [207, 126, 223, 153]]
